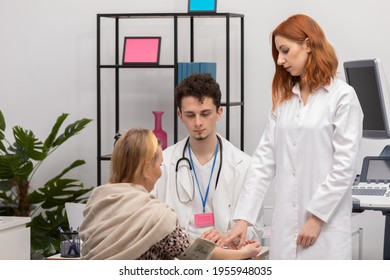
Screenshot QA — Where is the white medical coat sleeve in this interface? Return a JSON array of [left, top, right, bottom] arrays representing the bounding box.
[[306, 89, 363, 223], [233, 110, 277, 226], [245, 207, 265, 241]]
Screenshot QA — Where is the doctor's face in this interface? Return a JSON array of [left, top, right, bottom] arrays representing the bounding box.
[[178, 96, 222, 141], [275, 35, 310, 77]]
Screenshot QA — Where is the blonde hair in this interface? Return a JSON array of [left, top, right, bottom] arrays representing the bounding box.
[[271, 14, 338, 109], [109, 128, 159, 184]]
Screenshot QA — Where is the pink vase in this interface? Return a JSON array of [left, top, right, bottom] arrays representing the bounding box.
[[152, 111, 167, 150]]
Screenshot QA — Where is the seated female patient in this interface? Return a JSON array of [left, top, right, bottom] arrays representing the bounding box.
[[80, 128, 261, 260]]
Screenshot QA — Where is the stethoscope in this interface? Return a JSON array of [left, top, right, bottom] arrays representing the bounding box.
[[175, 135, 223, 204]]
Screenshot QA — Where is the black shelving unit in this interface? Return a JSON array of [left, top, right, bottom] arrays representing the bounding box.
[[96, 12, 245, 185]]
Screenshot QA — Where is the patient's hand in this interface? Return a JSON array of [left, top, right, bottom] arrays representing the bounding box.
[[201, 228, 224, 244], [209, 239, 262, 260], [240, 240, 262, 259], [242, 239, 258, 246]]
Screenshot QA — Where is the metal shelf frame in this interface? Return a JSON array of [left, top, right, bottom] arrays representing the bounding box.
[[97, 12, 244, 185]]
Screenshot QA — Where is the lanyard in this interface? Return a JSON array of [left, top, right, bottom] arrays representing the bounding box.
[[188, 140, 219, 213]]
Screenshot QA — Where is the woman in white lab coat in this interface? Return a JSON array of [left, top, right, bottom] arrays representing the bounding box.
[[227, 14, 363, 259]]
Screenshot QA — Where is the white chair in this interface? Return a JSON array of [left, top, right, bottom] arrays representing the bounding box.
[[65, 202, 86, 231]]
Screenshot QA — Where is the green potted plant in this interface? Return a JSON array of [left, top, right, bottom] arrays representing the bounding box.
[[0, 110, 94, 258]]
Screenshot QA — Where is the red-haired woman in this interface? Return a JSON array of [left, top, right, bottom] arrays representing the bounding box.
[[227, 14, 363, 259]]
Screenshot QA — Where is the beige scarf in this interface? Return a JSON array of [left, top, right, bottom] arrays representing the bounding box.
[[80, 183, 177, 259]]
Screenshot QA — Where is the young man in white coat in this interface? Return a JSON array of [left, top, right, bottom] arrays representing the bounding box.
[[154, 73, 263, 244]]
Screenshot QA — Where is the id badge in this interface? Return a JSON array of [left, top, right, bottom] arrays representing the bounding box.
[[194, 212, 215, 227]]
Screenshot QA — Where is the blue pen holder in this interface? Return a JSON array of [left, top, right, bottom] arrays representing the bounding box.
[[60, 231, 81, 258]]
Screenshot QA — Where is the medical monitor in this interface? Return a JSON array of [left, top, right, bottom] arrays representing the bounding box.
[[344, 59, 390, 139], [359, 156, 390, 183]]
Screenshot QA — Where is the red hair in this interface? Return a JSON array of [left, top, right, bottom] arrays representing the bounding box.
[[271, 14, 338, 108]]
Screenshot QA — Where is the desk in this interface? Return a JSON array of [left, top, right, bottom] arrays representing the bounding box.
[[47, 250, 269, 260], [353, 207, 390, 259], [47, 253, 81, 260], [0, 216, 31, 260], [253, 246, 269, 260]]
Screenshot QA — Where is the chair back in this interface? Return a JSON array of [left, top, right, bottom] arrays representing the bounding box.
[[65, 202, 86, 231]]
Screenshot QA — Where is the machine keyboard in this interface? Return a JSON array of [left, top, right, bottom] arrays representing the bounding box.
[[352, 188, 387, 196]]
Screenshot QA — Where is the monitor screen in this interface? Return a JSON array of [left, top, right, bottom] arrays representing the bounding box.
[[360, 156, 390, 182], [344, 59, 390, 139], [366, 159, 390, 181], [345, 66, 384, 131]]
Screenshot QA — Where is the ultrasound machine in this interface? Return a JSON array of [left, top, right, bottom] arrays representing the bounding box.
[[344, 58, 390, 259]]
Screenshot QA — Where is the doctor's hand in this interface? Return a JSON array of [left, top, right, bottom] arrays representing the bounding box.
[[201, 228, 225, 244], [223, 220, 248, 249], [296, 214, 324, 247]]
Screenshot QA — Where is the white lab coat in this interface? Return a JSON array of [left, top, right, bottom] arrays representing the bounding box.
[[154, 135, 264, 241], [234, 79, 363, 259]]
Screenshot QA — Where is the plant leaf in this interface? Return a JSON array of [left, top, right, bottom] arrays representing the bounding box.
[[0, 139, 6, 153], [0, 154, 33, 180], [52, 118, 93, 148], [0, 112, 93, 257], [0, 110, 5, 131], [43, 113, 68, 150], [28, 178, 92, 207], [0, 111, 6, 152], [0, 178, 15, 192], [29, 207, 68, 257], [28, 160, 93, 207], [0, 179, 17, 205], [12, 126, 46, 161], [45, 159, 86, 185]]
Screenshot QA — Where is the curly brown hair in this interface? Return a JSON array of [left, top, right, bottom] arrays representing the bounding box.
[[175, 73, 221, 111]]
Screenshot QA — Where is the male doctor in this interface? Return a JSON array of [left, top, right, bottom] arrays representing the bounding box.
[[154, 73, 263, 244]]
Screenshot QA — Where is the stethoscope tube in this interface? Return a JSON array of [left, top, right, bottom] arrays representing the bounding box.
[[180, 135, 223, 190]]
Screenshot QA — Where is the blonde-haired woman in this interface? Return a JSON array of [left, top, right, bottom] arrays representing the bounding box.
[[80, 128, 261, 260], [228, 14, 363, 259]]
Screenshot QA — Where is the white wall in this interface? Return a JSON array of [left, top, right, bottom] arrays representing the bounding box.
[[1, 0, 389, 259]]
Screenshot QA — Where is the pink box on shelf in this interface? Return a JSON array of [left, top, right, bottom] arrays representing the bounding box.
[[122, 36, 161, 65]]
